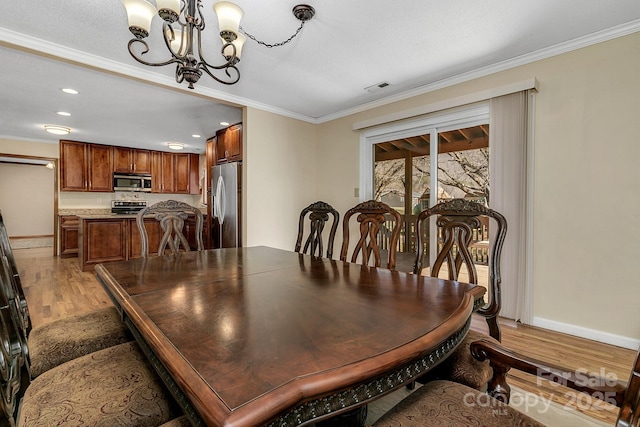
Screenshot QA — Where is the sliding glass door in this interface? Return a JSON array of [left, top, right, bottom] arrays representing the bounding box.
[[372, 122, 490, 284]]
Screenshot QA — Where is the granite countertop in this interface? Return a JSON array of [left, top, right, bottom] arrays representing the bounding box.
[[75, 213, 140, 219], [60, 207, 207, 218], [59, 208, 112, 216]]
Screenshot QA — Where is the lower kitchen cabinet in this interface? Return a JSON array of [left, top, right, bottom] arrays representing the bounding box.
[[129, 218, 163, 259], [79, 218, 128, 270], [79, 214, 206, 271], [59, 215, 79, 257]]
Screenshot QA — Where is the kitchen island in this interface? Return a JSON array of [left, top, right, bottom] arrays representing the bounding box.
[[76, 211, 207, 271]]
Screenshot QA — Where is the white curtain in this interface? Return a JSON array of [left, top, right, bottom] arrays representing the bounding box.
[[489, 91, 530, 322]]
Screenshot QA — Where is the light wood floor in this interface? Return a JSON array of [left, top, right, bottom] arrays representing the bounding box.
[[13, 247, 636, 425]]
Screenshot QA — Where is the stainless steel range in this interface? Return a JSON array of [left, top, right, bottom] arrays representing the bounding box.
[[111, 200, 147, 214]]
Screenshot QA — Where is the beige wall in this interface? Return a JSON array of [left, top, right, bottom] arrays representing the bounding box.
[[244, 108, 318, 249], [0, 138, 58, 158], [311, 33, 640, 345], [0, 162, 55, 236], [0, 139, 58, 237]]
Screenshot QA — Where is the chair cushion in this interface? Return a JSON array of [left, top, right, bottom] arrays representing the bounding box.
[[28, 306, 133, 378], [422, 329, 498, 390], [372, 380, 545, 427], [159, 415, 193, 427], [18, 341, 180, 427]]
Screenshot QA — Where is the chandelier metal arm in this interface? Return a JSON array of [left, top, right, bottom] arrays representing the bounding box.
[[199, 62, 240, 85], [127, 38, 182, 68], [195, 24, 240, 84]]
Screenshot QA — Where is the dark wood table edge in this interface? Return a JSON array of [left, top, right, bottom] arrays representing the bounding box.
[[265, 318, 472, 426], [122, 310, 473, 427], [95, 259, 484, 427]]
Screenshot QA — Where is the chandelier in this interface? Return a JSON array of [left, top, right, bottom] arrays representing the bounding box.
[[122, 0, 315, 89]]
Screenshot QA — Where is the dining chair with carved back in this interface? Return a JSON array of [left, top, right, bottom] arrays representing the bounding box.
[[136, 199, 204, 258], [413, 198, 507, 391], [340, 200, 402, 270], [295, 201, 340, 258], [0, 210, 133, 381], [0, 218, 182, 426], [372, 338, 640, 427]]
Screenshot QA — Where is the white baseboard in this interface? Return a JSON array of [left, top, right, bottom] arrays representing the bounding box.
[[532, 317, 639, 350]]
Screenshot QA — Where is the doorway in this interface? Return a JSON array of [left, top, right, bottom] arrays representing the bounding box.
[[0, 154, 58, 253]]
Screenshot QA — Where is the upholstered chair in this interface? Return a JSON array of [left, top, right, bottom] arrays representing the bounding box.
[[0, 210, 132, 379], [17, 342, 182, 427], [372, 339, 640, 427], [413, 199, 507, 390]]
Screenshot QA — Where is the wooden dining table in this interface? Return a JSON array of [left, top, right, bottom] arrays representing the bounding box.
[[95, 246, 485, 427]]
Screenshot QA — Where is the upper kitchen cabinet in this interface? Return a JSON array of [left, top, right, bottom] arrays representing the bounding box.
[[174, 153, 200, 195], [113, 147, 151, 174], [60, 140, 113, 192], [215, 123, 242, 164], [151, 151, 175, 194]]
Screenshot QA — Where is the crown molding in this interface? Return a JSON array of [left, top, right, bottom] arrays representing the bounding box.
[[317, 19, 640, 124]]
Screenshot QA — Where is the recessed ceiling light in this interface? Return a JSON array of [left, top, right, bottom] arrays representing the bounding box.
[[57, 111, 71, 116], [44, 125, 71, 135], [220, 121, 230, 126], [167, 142, 184, 150], [191, 134, 201, 138], [61, 88, 79, 95]]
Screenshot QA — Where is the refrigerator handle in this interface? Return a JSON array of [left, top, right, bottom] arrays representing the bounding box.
[[215, 176, 226, 225]]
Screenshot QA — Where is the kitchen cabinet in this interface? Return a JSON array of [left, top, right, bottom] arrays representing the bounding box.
[[151, 151, 175, 194], [128, 218, 162, 259], [60, 140, 197, 194], [152, 152, 199, 194], [113, 147, 151, 174], [79, 218, 128, 270], [215, 123, 242, 164], [60, 140, 113, 192], [79, 214, 207, 270], [174, 153, 200, 195], [59, 215, 79, 257]]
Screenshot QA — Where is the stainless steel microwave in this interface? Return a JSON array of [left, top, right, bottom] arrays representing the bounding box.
[[113, 173, 152, 192]]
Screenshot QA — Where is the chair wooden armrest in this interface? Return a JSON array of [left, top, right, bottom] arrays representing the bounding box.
[[470, 339, 628, 408]]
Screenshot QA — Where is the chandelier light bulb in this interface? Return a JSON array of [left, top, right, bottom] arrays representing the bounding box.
[[156, 0, 180, 22], [213, 1, 244, 41], [122, 0, 156, 38]]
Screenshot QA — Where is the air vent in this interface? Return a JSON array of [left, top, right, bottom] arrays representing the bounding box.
[[364, 81, 391, 93]]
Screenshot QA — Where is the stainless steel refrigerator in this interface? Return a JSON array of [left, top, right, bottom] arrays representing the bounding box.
[[211, 162, 241, 248]]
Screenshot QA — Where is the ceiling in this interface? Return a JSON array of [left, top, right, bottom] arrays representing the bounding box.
[[0, 1, 638, 155]]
